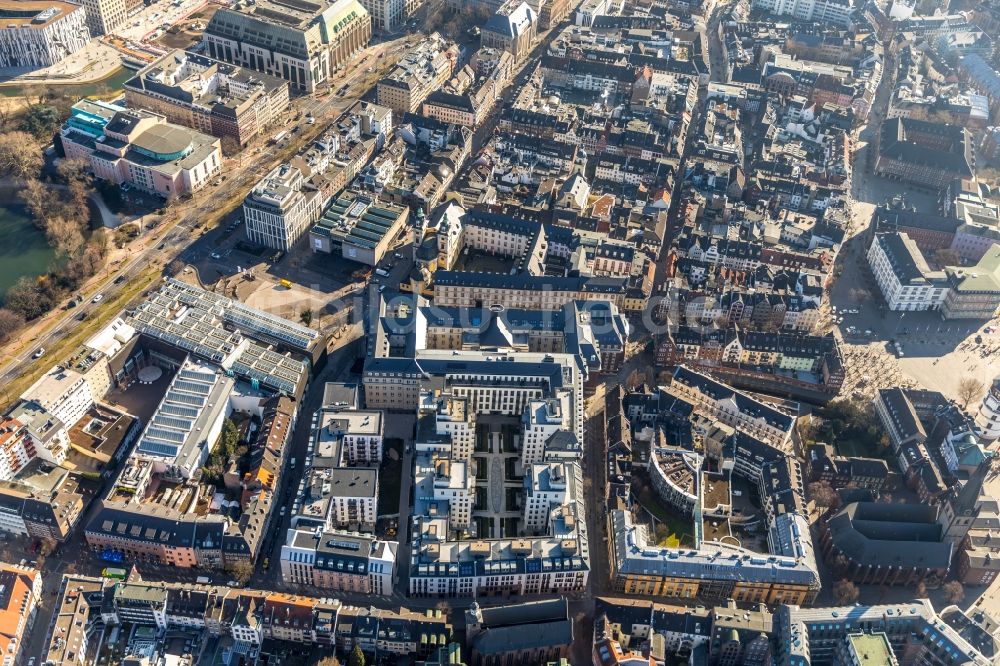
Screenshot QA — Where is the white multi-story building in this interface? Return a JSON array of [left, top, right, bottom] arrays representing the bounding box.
[[243, 164, 324, 250], [73, 0, 126, 36], [281, 528, 396, 594], [976, 377, 1000, 443], [317, 409, 383, 466], [326, 468, 378, 530], [359, 0, 421, 31], [416, 393, 475, 458], [867, 232, 949, 312], [750, 0, 853, 25], [524, 462, 568, 532], [522, 394, 571, 465], [20, 367, 93, 430], [0, 1, 90, 70], [0, 401, 70, 477], [429, 458, 475, 531]]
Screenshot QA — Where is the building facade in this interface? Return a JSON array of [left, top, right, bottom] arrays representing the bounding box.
[[61, 100, 222, 200], [243, 164, 325, 250], [124, 50, 291, 147], [203, 0, 371, 93], [0, 1, 90, 70]]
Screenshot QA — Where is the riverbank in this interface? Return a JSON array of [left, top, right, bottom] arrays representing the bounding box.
[[0, 42, 124, 88], [0, 66, 135, 116]]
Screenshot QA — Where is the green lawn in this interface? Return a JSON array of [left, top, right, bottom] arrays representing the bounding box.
[[634, 482, 695, 548]]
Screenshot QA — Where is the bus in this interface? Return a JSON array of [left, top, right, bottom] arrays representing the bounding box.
[[101, 567, 127, 581]]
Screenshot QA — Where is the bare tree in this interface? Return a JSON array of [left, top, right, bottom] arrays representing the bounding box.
[[44, 216, 85, 259], [57, 158, 93, 217], [941, 580, 965, 605], [832, 579, 860, 604], [809, 480, 841, 510], [0, 308, 23, 343], [934, 248, 961, 268], [20, 178, 49, 223], [227, 560, 254, 585], [958, 377, 986, 410], [0, 131, 42, 180], [849, 287, 872, 303], [168, 259, 186, 277], [220, 136, 242, 157]]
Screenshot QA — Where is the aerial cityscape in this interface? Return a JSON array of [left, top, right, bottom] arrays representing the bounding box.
[[0, 0, 998, 662]]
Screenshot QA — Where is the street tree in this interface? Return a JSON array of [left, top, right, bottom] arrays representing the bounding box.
[[0, 308, 24, 343]]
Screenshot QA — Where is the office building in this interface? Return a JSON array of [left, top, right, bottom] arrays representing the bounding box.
[[243, 163, 325, 250], [309, 191, 409, 265], [74, 0, 126, 36], [0, 1, 90, 70], [204, 0, 371, 93], [124, 49, 291, 147]]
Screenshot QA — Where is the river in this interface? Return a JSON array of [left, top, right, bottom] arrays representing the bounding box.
[[0, 204, 55, 302]]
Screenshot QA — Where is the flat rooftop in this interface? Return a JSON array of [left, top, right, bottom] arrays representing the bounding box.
[[0, 0, 82, 26]]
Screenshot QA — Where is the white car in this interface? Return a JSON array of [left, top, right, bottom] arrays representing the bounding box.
[[32, 348, 45, 359], [92, 294, 104, 303]]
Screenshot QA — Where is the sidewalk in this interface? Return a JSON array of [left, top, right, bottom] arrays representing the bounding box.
[[0, 41, 122, 86]]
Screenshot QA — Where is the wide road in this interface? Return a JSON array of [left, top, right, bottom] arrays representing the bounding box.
[[0, 35, 408, 404]]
